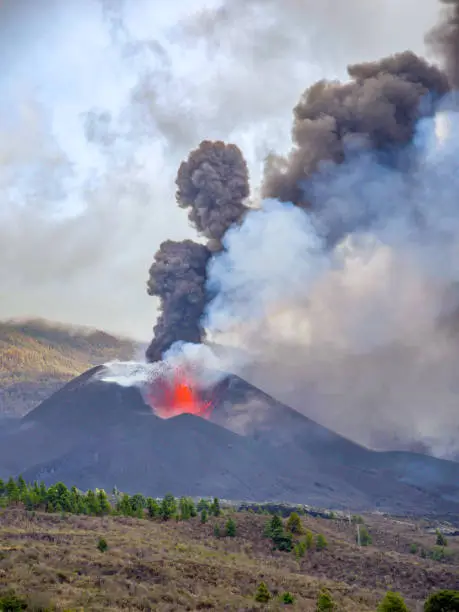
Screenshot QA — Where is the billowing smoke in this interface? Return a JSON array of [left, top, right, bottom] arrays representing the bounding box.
[[145, 0, 459, 458], [427, 0, 459, 88], [262, 52, 448, 220], [146, 141, 249, 362], [146, 240, 211, 363]]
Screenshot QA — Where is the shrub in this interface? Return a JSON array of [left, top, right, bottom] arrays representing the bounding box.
[[316, 534, 328, 551], [436, 530, 448, 547], [200, 509, 208, 524], [409, 543, 418, 554], [281, 591, 295, 604], [424, 589, 459, 611], [305, 530, 314, 550], [359, 526, 372, 546], [160, 493, 177, 521], [273, 532, 293, 552], [286, 512, 303, 534], [254, 582, 271, 603], [97, 537, 108, 553], [226, 518, 236, 537], [210, 497, 221, 517], [317, 588, 335, 610], [146, 497, 159, 518], [265, 514, 283, 539], [294, 540, 306, 558], [0, 590, 28, 611], [377, 591, 409, 612], [430, 547, 446, 562]]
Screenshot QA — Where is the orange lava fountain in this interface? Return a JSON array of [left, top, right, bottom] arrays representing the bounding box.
[[147, 367, 213, 419]]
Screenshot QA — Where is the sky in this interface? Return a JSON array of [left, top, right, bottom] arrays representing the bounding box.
[[0, 0, 443, 341]]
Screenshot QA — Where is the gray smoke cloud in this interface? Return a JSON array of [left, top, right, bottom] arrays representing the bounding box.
[[202, 108, 459, 460], [0, 0, 441, 340]]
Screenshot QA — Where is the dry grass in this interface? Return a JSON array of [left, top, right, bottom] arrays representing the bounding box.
[[0, 508, 457, 610], [0, 320, 134, 416]]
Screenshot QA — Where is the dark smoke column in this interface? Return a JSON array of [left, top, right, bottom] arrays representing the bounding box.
[[262, 51, 449, 212], [146, 141, 250, 363], [176, 140, 250, 250], [427, 0, 459, 89]]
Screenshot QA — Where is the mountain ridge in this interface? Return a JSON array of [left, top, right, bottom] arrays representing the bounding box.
[[0, 319, 136, 417]]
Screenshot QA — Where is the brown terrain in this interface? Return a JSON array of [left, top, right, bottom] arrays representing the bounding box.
[[0, 319, 135, 417], [0, 505, 457, 610]]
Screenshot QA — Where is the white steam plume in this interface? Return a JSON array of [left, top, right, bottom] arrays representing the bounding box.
[[200, 104, 459, 459]]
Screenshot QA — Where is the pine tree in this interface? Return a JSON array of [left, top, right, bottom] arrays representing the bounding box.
[[424, 590, 459, 612], [200, 509, 208, 524], [6, 477, 19, 503], [377, 591, 409, 612], [226, 517, 236, 537], [160, 494, 177, 521], [97, 490, 111, 515], [317, 588, 335, 611], [286, 512, 303, 534], [254, 582, 271, 603], [316, 534, 328, 551], [210, 497, 221, 517], [146, 497, 159, 518]]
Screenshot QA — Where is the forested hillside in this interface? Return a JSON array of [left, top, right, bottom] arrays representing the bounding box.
[[0, 319, 135, 416]]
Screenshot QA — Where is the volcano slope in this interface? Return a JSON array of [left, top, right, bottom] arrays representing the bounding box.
[[0, 367, 458, 515]]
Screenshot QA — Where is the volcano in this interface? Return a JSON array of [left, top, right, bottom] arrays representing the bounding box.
[[0, 366, 458, 514]]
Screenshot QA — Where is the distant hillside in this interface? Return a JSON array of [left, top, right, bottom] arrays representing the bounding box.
[[0, 319, 135, 416]]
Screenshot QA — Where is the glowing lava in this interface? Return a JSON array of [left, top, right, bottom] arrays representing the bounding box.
[[147, 368, 213, 419]]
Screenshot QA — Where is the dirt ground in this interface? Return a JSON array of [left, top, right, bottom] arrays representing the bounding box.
[[0, 507, 457, 610]]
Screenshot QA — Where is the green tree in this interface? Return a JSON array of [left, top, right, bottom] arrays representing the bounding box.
[[281, 592, 295, 604], [213, 523, 221, 538], [97, 490, 111, 515], [146, 497, 159, 518], [6, 477, 19, 502], [436, 530, 448, 547], [409, 543, 418, 554], [97, 537, 108, 553], [359, 526, 372, 546], [179, 497, 196, 520], [317, 588, 335, 611], [377, 591, 409, 612], [316, 534, 328, 551], [200, 508, 208, 524], [210, 497, 221, 517], [16, 475, 27, 497], [424, 590, 459, 611], [117, 494, 133, 517], [286, 512, 303, 534], [226, 517, 236, 537], [197, 498, 210, 512], [0, 479, 5, 496], [254, 582, 271, 603], [86, 490, 101, 516], [305, 530, 314, 550], [265, 514, 283, 539], [160, 493, 177, 521], [294, 540, 307, 558], [130, 494, 146, 516], [0, 589, 28, 611]]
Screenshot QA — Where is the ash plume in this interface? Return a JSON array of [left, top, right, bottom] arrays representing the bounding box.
[[176, 140, 250, 247], [145, 1, 459, 459], [426, 0, 459, 88], [146, 141, 249, 362], [262, 52, 449, 218], [146, 240, 211, 363]]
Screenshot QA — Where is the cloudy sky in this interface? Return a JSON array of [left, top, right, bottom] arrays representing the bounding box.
[[0, 0, 442, 340]]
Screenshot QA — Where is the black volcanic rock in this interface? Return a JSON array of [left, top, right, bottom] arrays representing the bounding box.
[[1, 366, 459, 514]]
